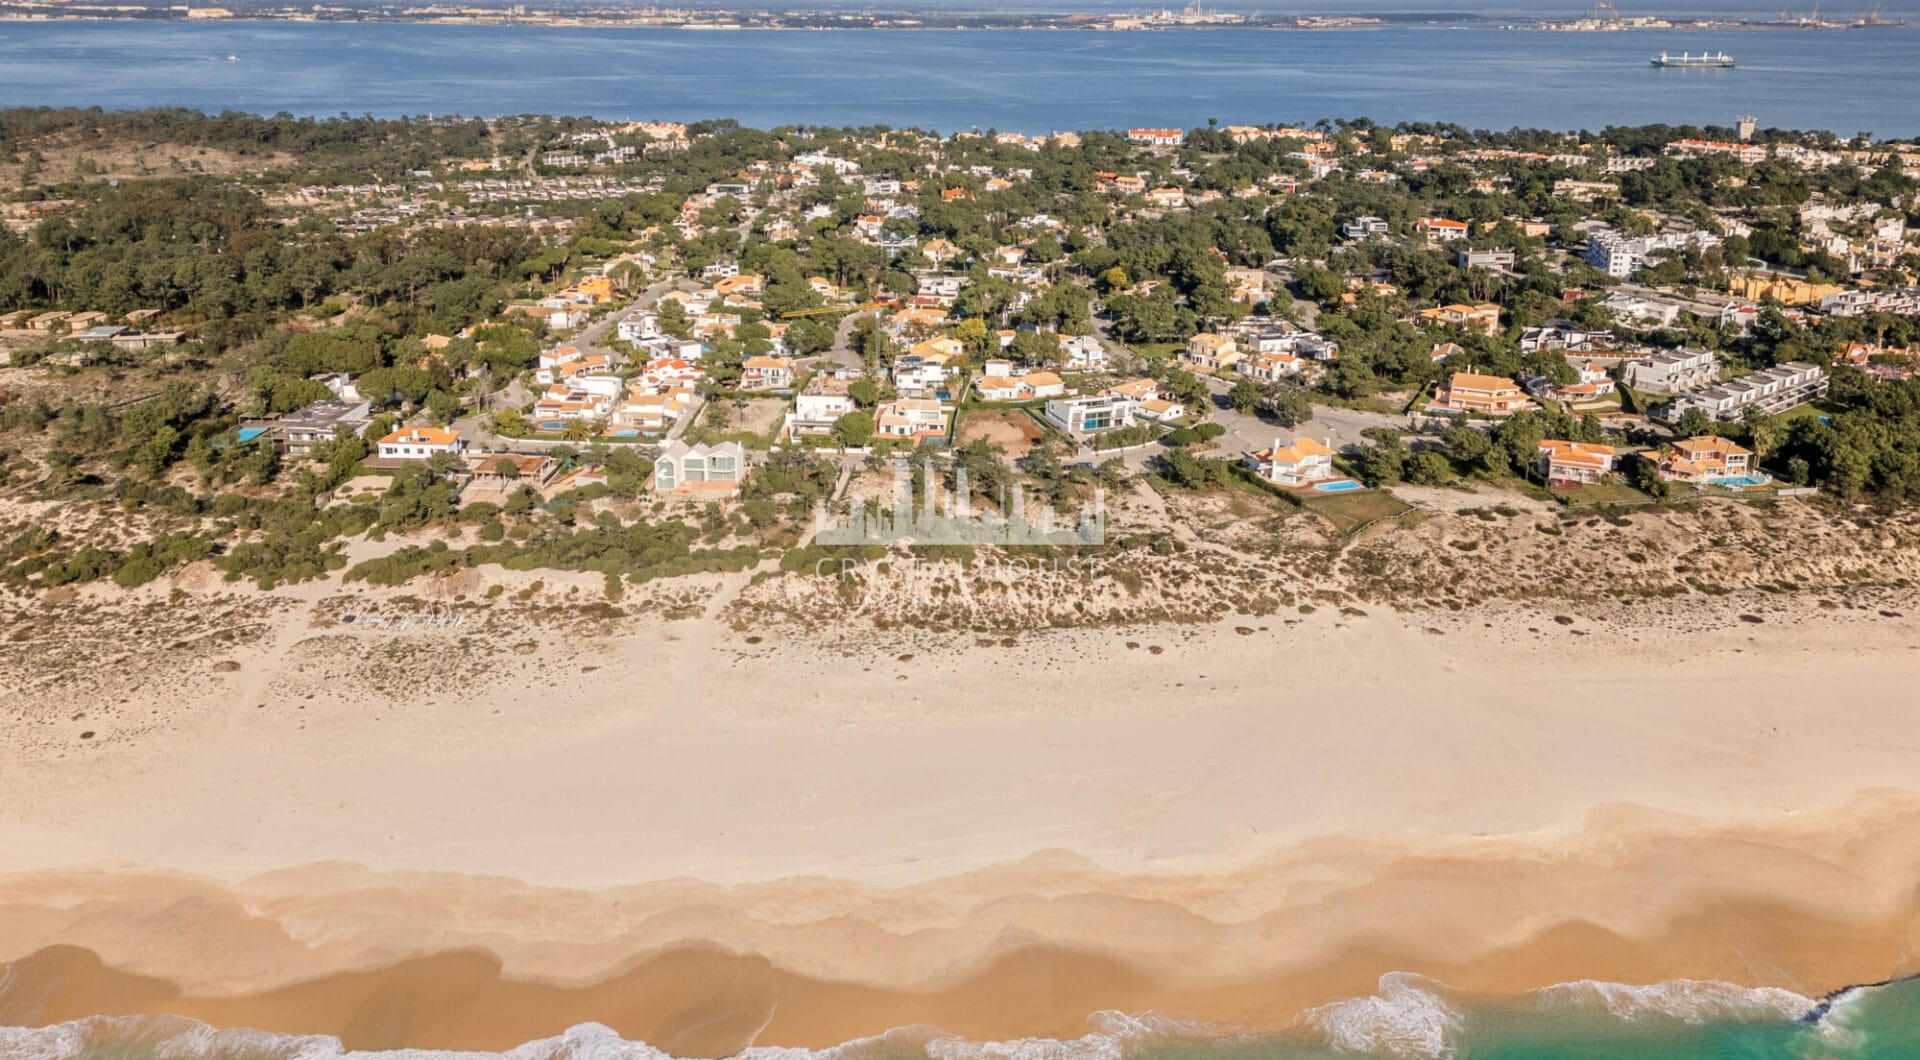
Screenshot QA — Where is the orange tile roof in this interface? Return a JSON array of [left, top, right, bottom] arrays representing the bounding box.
[[379, 426, 460, 446], [1672, 435, 1752, 459], [1253, 437, 1336, 464], [1447, 371, 1519, 393], [1539, 439, 1617, 469]]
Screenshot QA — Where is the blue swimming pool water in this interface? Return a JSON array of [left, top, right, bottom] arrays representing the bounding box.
[[1711, 473, 1771, 487], [1314, 479, 1364, 493]]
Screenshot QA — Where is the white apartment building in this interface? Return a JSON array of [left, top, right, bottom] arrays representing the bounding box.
[[1667, 362, 1828, 422], [1623, 348, 1719, 394], [1583, 227, 1720, 279]]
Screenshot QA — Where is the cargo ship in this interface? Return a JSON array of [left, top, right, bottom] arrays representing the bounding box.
[[1651, 50, 1736, 66]]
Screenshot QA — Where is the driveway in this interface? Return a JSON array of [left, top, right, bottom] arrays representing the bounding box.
[[1196, 373, 1406, 453]]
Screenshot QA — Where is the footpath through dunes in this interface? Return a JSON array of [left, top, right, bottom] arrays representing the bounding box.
[[5, 794, 1920, 1053], [4, 497, 1920, 1052]]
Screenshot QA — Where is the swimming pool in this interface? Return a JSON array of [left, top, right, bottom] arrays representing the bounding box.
[[1313, 479, 1365, 493], [1710, 473, 1772, 488]]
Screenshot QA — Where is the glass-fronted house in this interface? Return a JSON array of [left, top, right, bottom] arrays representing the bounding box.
[[653, 440, 746, 496]]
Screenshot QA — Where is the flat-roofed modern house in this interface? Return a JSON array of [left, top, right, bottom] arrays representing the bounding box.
[[1340, 216, 1390, 240], [653, 440, 746, 498], [1623, 348, 1718, 394], [1666, 363, 1827, 422], [874, 398, 949, 441], [1045, 393, 1137, 435], [267, 399, 374, 457]]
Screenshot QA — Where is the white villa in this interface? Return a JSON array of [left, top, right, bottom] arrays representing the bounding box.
[[1246, 437, 1338, 487]]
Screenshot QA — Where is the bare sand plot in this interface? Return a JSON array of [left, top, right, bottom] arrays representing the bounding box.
[[701, 397, 787, 440], [955, 408, 1046, 459]]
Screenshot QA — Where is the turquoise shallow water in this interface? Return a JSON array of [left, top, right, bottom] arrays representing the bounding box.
[[6, 973, 1919, 1060]]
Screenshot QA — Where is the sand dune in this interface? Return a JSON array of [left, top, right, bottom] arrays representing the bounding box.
[[4, 575, 1920, 1052]]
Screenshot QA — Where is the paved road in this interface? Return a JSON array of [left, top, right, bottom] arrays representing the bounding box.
[[449, 276, 689, 451], [1609, 280, 1735, 320], [1097, 374, 1409, 473], [1197, 373, 1406, 450], [571, 276, 696, 360]]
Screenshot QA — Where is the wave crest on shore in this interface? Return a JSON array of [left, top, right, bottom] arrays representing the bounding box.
[[1298, 973, 1463, 1059], [925, 1011, 1217, 1060], [1529, 976, 1817, 1023], [1, 973, 1907, 1060], [0, 1010, 1213, 1060]]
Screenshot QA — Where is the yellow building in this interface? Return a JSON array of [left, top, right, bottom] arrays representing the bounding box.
[[1726, 273, 1844, 306]]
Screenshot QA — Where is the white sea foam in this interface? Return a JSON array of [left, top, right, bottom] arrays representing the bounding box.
[[1798, 979, 1896, 1053], [0, 1015, 348, 1060], [0, 975, 1878, 1060], [1528, 977, 1818, 1024], [0, 1018, 664, 1060], [0, 1011, 1211, 1060], [924, 1010, 1213, 1060], [1297, 972, 1463, 1060]]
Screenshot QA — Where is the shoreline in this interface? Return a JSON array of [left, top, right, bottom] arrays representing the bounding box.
[[4, 579, 1920, 1051], [5, 790, 1920, 1052], [0, 15, 1898, 32]]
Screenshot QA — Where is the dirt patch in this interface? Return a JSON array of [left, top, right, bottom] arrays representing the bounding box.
[[0, 139, 297, 187], [700, 397, 785, 441], [956, 409, 1045, 461]]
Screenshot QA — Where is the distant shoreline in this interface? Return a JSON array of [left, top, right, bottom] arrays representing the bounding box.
[[0, 11, 1907, 31]]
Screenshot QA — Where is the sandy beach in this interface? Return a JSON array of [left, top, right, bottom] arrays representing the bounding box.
[[4, 543, 1920, 1052], [4, 489, 1920, 1053]]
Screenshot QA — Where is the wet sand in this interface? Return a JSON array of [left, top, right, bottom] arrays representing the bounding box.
[[5, 794, 1920, 1053], [4, 589, 1920, 1051]]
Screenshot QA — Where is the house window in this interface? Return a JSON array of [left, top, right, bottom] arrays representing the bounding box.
[[657, 460, 676, 489]]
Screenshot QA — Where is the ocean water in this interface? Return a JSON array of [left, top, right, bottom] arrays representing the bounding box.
[[0, 23, 1918, 135], [4, 973, 1920, 1060], [4, 14, 1920, 1060]]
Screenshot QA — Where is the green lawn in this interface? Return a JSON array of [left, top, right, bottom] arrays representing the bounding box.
[[1127, 342, 1184, 362], [1303, 488, 1415, 533], [1550, 479, 1656, 506], [1769, 398, 1845, 426]]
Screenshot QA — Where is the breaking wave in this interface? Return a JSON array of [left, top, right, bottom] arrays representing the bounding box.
[[1, 973, 1910, 1060], [1298, 973, 1463, 1059], [1529, 976, 1818, 1023], [0, 1011, 1210, 1060]]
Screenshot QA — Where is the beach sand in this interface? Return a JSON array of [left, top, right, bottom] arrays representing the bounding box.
[[4, 567, 1920, 1052]]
